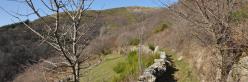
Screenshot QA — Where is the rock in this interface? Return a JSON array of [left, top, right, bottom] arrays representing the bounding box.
[[130, 46, 138, 51], [229, 56, 248, 82], [154, 46, 159, 53], [160, 52, 166, 59], [177, 56, 183, 61], [142, 45, 153, 54], [138, 51, 169, 82]]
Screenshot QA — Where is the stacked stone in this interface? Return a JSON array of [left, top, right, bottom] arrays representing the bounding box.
[[138, 51, 170, 82]]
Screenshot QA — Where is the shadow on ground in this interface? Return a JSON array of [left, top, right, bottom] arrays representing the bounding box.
[[155, 55, 178, 82]]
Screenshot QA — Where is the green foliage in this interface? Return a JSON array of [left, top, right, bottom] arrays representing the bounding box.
[[163, 49, 199, 82], [142, 53, 160, 68], [230, 10, 248, 22], [112, 51, 138, 82], [113, 62, 126, 73], [112, 50, 160, 82], [81, 54, 125, 82], [230, 5, 248, 22], [127, 51, 138, 65], [153, 22, 170, 33], [111, 76, 121, 82], [148, 43, 155, 51], [129, 38, 140, 45]]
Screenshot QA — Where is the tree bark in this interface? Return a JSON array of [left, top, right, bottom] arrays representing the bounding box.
[[72, 64, 80, 82], [219, 46, 243, 82]]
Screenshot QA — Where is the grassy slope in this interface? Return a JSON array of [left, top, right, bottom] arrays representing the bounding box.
[[6, 6, 157, 82], [79, 7, 160, 82], [80, 49, 199, 82], [81, 54, 125, 82], [166, 50, 199, 82], [5, 6, 201, 82], [80, 51, 160, 82]]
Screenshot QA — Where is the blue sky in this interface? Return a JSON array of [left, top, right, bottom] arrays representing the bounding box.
[[0, 0, 177, 26]]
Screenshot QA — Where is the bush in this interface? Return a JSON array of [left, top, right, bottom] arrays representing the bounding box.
[[230, 5, 248, 22], [153, 23, 169, 33], [113, 62, 127, 73], [148, 43, 155, 51], [114, 51, 138, 74], [142, 53, 160, 68], [129, 38, 140, 45], [112, 50, 160, 82], [112, 51, 138, 82], [230, 10, 248, 22]]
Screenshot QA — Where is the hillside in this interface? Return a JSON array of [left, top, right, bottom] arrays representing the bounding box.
[[0, 7, 160, 82], [2, 1, 248, 82], [9, 6, 197, 82]]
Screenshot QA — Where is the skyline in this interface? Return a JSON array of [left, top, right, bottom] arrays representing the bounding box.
[[0, 0, 177, 26]]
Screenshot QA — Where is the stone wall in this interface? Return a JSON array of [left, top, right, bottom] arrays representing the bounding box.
[[138, 51, 170, 82]]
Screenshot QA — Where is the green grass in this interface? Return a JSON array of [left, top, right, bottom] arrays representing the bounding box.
[[81, 50, 160, 82], [165, 49, 199, 82], [112, 51, 160, 82], [153, 21, 171, 33], [111, 51, 139, 82], [80, 54, 125, 82], [148, 43, 155, 51], [80, 48, 199, 82], [230, 4, 248, 22]]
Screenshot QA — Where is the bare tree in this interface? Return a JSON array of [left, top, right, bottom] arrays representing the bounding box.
[[1, 0, 96, 82], [161, 0, 248, 82]]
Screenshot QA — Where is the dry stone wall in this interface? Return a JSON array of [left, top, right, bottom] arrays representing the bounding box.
[[138, 51, 170, 82]]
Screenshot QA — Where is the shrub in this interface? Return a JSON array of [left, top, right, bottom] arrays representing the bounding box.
[[127, 51, 138, 64], [113, 62, 127, 73], [148, 43, 155, 51], [112, 50, 160, 82], [128, 38, 140, 45], [230, 10, 248, 22], [153, 23, 169, 33], [142, 53, 160, 68], [112, 51, 138, 82], [230, 5, 248, 22]]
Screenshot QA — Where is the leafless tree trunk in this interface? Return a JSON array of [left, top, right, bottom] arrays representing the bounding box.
[[161, 0, 248, 82], [138, 13, 145, 75], [2, 0, 95, 82]]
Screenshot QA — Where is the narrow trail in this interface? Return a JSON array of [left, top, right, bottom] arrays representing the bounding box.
[[155, 55, 178, 82], [147, 49, 199, 82]]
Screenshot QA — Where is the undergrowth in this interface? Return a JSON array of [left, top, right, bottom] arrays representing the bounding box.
[[164, 49, 199, 82], [230, 5, 248, 22], [112, 50, 160, 82], [153, 21, 171, 33]]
